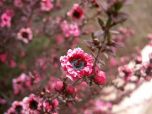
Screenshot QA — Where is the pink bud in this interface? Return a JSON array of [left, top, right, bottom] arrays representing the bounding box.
[[0, 53, 7, 63], [66, 85, 76, 95], [9, 59, 16, 68], [54, 80, 64, 92], [94, 71, 106, 85], [52, 99, 59, 108]]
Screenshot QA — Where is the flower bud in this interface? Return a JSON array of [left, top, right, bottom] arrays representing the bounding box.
[[54, 80, 64, 92], [66, 85, 76, 95], [52, 99, 59, 108], [94, 71, 106, 85]]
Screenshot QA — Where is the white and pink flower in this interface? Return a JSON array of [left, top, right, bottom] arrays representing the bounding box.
[[60, 20, 80, 38], [119, 65, 133, 81], [60, 48, 94, 80]]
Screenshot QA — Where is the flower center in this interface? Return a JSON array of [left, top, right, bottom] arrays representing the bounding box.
[[73, 11, 81, 19], [72, 8, 83, 19], [15, 105, 22, 113], [21, 31, 29, 39], [29, 99, 38, 110], [70, 57, 86, 70]]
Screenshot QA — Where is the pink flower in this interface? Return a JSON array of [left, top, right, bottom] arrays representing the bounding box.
[[17, 27, 33, 44], [94, 71, 106, 85], [6, 101, 23, 114], [60, 48, 94, 80], [0, 97, 6, 105], [42, 99, 59, 114], [119, 65, 133, 81], [40, 0, 53, 12], [42, 100, 53, 113], [0, 0, 3, 6], [42, 99, 59, 113], [12, 73, 32, 95], [22, 94, 41, 114], [0, 10, 13, 28], [135, 55, 142, 64], [67, 3, 84, 20], [60, 20, 80, 37], [14, 0, 23, 8]]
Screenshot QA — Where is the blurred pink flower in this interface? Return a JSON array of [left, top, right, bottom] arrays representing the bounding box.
[[0, 0, 3, 6], [41, 0, 53, 12], [60, 20, 80, 37], [42, 98, 59, 113], [54, 80, 64, 92], [147, 33, 152, 40], [14, 0, 23, 8], [9, 59, 17, 68], [22, 94, 41, 114], [66, 85, 76, 95], [17, 27, 33, 44], [0, 10, 13, 28], [42, 100, 53, 113], [6, 101, 23, 114], [12, 73, 32, 95], [119, 65, 133, 81], [0, 53, 7, 63], [109, 57, 118, 66], [52, 99, 59, 108], [60, 48, 94, 80], [67, 3, 84, 20], [55, 34, 64, 44], [0, 97, 6, 105]]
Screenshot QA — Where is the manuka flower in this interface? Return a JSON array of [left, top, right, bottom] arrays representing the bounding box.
[[67, 3, 84, 20], [12, 73, 32, 95], [60, 48, 94, 80], [22, 94, 41, 114], [17, 27, 33, 44], [42, 99, 59, 113], [60, 20, 80, 37], [6, 101, 23, 114], [0, 10, 13, 28], [119, 65, 133, 81]]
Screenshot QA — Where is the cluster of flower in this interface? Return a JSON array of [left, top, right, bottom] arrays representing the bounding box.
[[1, 0, 152, 114], [12, 73, 40, 95], [6, 94, 59, 114], [60, 48, 106, 83]]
